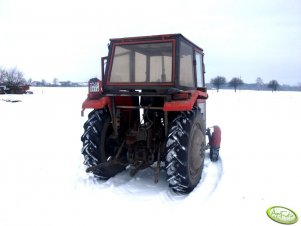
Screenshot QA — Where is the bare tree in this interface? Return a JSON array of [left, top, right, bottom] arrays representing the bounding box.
[[228, 77, 244, 92], [256, 77, 264, 90], [0, 67, 7, 83], [0, 67, 26, 86], [41, 79, 47, 86], [27, 78, 33, 85], [210, 76, 226, 92], [268, 80, 279, 92], [53, 78, 59, 86]]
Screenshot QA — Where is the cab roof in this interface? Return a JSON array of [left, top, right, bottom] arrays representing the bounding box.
[[109, 34, 203, 52]]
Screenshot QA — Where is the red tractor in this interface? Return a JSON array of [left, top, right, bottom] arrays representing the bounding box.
[[81, 34, 221, 194]]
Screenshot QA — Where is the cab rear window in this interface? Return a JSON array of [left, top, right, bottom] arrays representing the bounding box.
[[109, 42, 173, 83]]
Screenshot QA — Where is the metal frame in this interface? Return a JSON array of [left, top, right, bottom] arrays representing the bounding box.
[[102, 34, 204, 93], [105, 39, 176, 90]]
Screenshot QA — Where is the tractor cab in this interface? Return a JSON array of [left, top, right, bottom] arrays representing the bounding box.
[[85, 34, 206, 97], [81, 34, 221, 194]]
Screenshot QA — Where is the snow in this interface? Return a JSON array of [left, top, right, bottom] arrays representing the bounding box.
[[0, 87, 300, 226]]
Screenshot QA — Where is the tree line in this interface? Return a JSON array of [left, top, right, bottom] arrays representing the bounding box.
[[1, 66, 299, 92], [0, 67, 84, 87], [210, 76, 282, 92]]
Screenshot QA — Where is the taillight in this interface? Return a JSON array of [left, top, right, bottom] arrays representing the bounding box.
[[88, 78, 102, 99]]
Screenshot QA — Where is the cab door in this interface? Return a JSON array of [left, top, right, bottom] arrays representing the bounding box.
[[195, 51, 205, 88], [194, 50, 206, 122]]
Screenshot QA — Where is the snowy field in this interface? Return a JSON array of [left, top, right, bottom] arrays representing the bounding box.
[[0, 87, 300, 226]]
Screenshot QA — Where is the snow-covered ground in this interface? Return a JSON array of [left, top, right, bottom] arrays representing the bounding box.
[[0, 87, 300, 226]]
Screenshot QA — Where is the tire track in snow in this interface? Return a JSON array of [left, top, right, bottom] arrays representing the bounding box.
[[163, 151, 223, 203], [75, 150, 223, 204]]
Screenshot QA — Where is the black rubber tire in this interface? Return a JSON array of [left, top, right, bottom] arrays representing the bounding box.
[[165, 107, 206, 194], [81, 109, 126, 179], [210, 148, 219, 162]]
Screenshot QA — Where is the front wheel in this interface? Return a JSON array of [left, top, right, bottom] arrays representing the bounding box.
[[165, 108, 206, 194]]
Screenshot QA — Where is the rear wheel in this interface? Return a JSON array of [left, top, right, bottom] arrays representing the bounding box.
[[81, 109, 126, 179], [165, 108, 206, 194]]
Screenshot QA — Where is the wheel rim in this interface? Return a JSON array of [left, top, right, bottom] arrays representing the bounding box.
[[189, 123, 205, 179]]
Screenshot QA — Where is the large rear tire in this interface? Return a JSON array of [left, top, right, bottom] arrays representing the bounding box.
[[81, 109, 126, 179], [165, 107, 206, 194]]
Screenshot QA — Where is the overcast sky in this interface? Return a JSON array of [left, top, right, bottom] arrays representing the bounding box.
[[0, 0, 300, 85]]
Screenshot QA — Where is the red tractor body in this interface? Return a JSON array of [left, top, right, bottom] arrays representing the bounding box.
[[81, 34, 220, 193]]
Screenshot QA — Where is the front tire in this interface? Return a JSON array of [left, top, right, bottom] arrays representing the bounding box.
[[81, 109, 125, 179], [165, 108, 206, 194]]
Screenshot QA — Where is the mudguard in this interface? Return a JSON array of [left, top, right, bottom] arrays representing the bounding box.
[[211, 126, 221, 149], [81, 96, 111, 116]]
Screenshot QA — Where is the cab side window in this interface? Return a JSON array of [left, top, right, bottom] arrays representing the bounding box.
[[195, 52, 204, 87], [179, 41, 195, 87]]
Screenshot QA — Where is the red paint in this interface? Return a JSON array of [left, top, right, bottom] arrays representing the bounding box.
[[163, 90, 208, 111], [82, 96, 111, 110], [211, 126, 221, 149], [115, 96, 133, 106]]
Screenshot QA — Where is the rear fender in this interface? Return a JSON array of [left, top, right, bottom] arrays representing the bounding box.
[[210, 126, 221, 149], [163, 90, 208, 111], [81, 96, 111, 116]]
